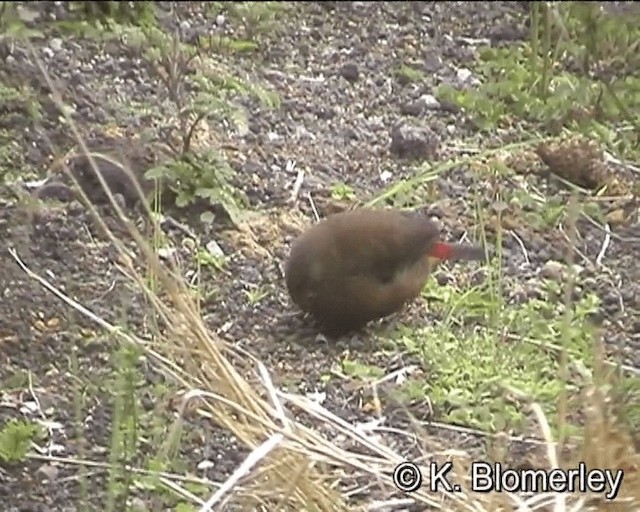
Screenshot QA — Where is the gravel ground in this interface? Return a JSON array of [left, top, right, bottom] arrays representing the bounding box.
[[0, 2, 638, 510]]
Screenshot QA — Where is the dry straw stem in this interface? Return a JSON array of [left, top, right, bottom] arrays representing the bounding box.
[[13, 42, 639, 510]]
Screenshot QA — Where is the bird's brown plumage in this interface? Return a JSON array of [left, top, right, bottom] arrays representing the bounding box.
[[284, 208, 485, 336]]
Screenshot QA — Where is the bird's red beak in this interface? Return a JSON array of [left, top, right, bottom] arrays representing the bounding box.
[[428, 242, 485, 262]]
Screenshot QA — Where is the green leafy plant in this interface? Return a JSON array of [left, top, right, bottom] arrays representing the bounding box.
[[0, 419, 43, 463], [66, 1, 157, 28], [110, 24, 279, 220], [395, 65, 424, 85], [227, 2, 288, 41], [385, 274, 600, 433], [195, 246, 228, 272], [243, 284, 269, 305], [146, 150, 248, 223], [436, 3, 639, 159], [341, 359, 385, 380], [331, 183, 357, 201]]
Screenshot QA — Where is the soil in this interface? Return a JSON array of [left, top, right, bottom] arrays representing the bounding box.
[[1, 2, 638, 510]]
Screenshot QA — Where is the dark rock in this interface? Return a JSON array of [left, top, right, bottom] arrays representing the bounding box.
[[389, 122, 441, 161], [339, 62, 360, 83]]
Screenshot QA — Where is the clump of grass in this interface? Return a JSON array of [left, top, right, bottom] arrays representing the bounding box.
[[436, 2, 639, 160], [67, 1, 157, 28], [395, 65, 425, 85]]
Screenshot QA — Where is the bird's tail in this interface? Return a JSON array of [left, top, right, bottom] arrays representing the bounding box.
[[428, 241, 486, 262]]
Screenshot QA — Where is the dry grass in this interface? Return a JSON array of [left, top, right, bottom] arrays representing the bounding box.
[[8, 43, 639, 512]]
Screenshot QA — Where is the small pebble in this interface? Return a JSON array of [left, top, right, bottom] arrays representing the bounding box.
[[49, 38, 63, 51]]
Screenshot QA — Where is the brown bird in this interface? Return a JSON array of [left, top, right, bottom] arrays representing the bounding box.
[[60, 152, 155, 207], [284, 208, 486, 336], [42, 137, 165, 208], [30, 153, 152, 208], [32, 181, 78, 202]]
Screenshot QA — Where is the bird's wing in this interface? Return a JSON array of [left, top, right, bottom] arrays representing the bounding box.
[[332, 210, 439, 283]]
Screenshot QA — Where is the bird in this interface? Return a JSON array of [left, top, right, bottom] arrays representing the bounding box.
[[32, 181, 78, 202], [60, 152, 155, 207], [42, 137, 165, 208], [284, 208, 486, 336], [30, 157, 146, 208]]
